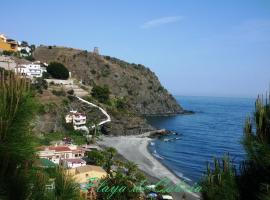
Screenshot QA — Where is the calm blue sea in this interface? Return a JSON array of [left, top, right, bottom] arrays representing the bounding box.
[[147, 96, 255, 184]]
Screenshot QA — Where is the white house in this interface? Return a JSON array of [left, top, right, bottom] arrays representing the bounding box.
[[15, 62, 46, 79], [17, 41, 32, 56], [37, 145, 85, 165], [0, 55, 17, 71], [65, 110, 88, 132], [60, 158, 86, 168]]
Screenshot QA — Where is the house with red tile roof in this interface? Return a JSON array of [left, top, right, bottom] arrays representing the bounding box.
[[37, 144, 85, 164], [60, 158, 86, 168]]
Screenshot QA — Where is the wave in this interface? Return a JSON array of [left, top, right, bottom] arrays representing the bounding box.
[[152, 150, 164, 160], [150, 142, 155, 146], [173, 170, 192, 182]]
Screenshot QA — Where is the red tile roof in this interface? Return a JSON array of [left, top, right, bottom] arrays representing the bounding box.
[[48, 146, 71, 152]]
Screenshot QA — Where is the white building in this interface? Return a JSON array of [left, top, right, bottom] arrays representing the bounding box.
[[65, 111, 88, 132], [0, 55, 17, 71], [60, 158, 86, 168], [17, 41, 32, 56], [37, 145, 85, 165], [15, 62, 46, 79]]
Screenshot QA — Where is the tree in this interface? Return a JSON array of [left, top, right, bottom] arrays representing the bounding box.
[[200, 155, 239, 200], [0, 72, 37, 199], [237, 96, 270, 200], [88, 150, 106, 166], [47, 62, 69, 80], [87, 147, 117, 175], [91, 85, 110, 103], [42, 71, 51, 79], [200, 94, 270, 200], [104, 147, 117, 175], [98, 160, 146, 200], [20, 49, 28, 55], [53, 167, 82, 200]]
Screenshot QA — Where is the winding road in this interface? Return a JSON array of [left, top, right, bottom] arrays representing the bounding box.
[[75, 96, 111, 129]]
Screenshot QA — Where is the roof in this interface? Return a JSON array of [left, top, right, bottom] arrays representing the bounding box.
[[63, 158, 86, 164], [37, 146, 72, 152], [49, 146, 71, 152], [75, 165, 106, 174]]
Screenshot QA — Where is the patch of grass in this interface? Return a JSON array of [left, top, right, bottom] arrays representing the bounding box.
[[38, 131, 86, 146]]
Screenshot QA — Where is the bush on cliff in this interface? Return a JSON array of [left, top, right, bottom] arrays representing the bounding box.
[[47, 62, 69, 80], [91, 85, 110, 103]]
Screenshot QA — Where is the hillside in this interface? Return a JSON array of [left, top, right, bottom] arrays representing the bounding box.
[[33, 46, 183, 116]]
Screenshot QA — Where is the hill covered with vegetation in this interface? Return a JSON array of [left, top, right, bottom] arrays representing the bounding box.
[[33, 46, 183, 116]]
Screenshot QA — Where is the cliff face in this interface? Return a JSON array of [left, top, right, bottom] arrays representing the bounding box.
[[33, 46, 183, 116]]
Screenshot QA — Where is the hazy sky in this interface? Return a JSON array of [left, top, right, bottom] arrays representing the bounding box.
[[1, 0, 270, 97]]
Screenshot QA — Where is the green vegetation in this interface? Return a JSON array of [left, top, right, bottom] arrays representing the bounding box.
[[52, 88, 66, 96], [2, 50, 14, 56], [47, 62, 69, 80], [201, 155, 238, 200], [0, 72, 37, 199], [87, 148, 147, 199], [201, 95, 270, 200], [51, 167, 82, 200], [24, 55, 35, 61], [101, 67, 110, 77], [91, 85, 110, 103], [38, 131, 86, 146], [88, 147, 116, 175], [0, 72, 82, 199], [32, 77, 48, 94], [42, 71, 51, 79]]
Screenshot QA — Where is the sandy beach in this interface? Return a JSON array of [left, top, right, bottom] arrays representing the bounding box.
[[98, 134, 201, 200]]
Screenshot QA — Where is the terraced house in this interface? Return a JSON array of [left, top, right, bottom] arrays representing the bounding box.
[[0, 34, 18, 52], [37, 145, 85, 164]]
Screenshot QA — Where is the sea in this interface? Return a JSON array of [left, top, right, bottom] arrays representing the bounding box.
[[147, 96, 255, 184]]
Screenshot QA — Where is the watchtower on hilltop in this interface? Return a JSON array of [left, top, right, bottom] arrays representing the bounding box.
[[93, 47, 99, 55]]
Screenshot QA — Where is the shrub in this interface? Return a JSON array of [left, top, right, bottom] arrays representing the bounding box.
[[3, 50, 14, 56], [20, 49, 28, 55], [90, 69, 96, 74], [24, 55, 35, 61], [42, 71, 50, 79], [52, 89, 66, 96], [32, 77, 48, 94], [67, 89, 74, 95], [101, 68, 110, 77], [47, 62, 69, 80], [115, 98, 127, 110], [91, 85, 110, 103]]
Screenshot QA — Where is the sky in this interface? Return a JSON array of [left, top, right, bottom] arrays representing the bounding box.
[[1, 0, 270, 97]]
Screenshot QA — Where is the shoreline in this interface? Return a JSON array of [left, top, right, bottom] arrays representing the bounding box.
[[97, 133, 201, 200]]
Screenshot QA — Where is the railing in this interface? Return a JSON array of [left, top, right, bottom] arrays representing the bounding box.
[[75, 96, 111, 128]]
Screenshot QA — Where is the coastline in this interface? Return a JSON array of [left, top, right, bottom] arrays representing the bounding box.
[[97, 133, 201, 200]]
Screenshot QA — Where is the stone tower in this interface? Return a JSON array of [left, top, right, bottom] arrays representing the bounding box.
[[93, 47, 99, 55]]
